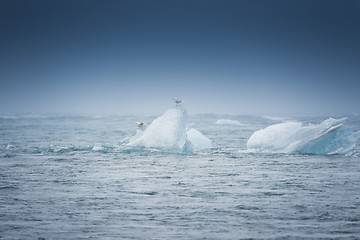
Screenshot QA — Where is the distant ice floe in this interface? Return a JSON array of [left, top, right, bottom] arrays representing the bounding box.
[[5, 144, 14, 150], [215, 119, 243, 126], [127, 105, 212, 153], [247, 118, 360, 156], [92, 144, 106, 152], [262, 115, 291, 122]]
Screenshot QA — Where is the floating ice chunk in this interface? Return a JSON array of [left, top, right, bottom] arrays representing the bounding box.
[[262, 115, 291, 122], [247, 118, 359, 155], [186, 128, 212, 150], [126, 105, 212, 153], [127, 105, 191, 152], [92, 144, 105, 152], [247, 121, 303, 152], [6, 144, 14, 150], [215, 119, 243, 126]]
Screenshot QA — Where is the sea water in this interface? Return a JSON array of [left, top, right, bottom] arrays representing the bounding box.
[[1, 112, 360, 239]]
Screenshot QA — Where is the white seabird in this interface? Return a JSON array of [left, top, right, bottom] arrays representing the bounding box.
[[136, 122, 145, 129], [173, 98, 182, 106]]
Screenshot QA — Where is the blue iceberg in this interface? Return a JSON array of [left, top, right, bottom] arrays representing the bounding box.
[[247, 118, 360, 156], [127, 105, 211, 153]]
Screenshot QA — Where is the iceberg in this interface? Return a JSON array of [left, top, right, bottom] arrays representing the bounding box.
[[186, 128, 212, 150], [262, 115, 291, 122], [247, 118, 360, 155], [127, 105, 211, 153], [215, 119, 243, 126]]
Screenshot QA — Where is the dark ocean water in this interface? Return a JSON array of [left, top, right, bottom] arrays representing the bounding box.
[[1, 114, 359, 239]]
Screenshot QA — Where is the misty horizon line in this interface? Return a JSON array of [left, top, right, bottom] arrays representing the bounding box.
[[1, 110, 358, 119]]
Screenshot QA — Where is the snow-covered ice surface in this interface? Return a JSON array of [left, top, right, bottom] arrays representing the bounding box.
[[1, 109, 360, 239]]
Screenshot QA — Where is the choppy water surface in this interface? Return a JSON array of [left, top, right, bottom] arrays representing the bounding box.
[[1, 114, 360, 239]]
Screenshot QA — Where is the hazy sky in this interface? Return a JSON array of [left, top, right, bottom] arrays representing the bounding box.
[[1, 0, 359, 116]]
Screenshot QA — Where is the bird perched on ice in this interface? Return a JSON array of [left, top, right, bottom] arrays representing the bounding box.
[[173, 98, 182, 106], [136, 122, 145, 129]]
